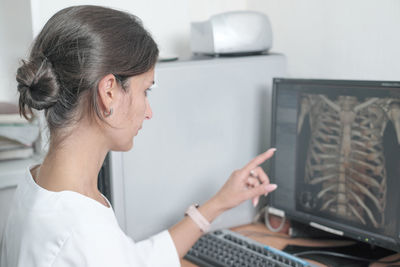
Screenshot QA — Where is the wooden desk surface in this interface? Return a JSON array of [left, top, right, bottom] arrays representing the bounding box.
[[181, 223, 400, 267]]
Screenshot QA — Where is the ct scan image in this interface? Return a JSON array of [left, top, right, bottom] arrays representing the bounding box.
[[295, 92, 400, 235]]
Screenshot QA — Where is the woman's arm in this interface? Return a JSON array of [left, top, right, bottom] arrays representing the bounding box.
[[168, 148, 278, 258]]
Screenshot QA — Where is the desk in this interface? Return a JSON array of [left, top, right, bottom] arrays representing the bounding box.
[[181, 223, 400, 267]]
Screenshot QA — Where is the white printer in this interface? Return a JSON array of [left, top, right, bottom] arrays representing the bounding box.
[[190, 11, 273, 55]]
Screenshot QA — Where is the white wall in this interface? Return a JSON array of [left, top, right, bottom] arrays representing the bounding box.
[[0, 0, 246, 103], [0, 0, 33, 103], [247, 0, 400, 80], [30, 0, 247, 59]]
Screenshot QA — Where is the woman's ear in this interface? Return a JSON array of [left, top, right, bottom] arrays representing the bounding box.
[[98, 74, 118, 116]]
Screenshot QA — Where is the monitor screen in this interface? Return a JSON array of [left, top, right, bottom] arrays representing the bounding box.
[[268, 78, 400, 252]]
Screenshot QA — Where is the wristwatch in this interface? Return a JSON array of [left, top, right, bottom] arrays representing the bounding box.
[[185, 204, 211, 233]]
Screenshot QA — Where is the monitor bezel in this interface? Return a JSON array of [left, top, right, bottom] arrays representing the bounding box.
[[269, 78, 400, 252]]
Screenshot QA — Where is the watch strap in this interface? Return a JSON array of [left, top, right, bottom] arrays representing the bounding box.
[[185, 204, 211, 233]]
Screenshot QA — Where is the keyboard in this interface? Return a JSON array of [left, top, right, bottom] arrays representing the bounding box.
[[184, 229, 313, 267]]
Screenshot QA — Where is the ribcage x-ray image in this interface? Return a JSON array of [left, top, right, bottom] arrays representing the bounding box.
[[296, 93, 400, 232]]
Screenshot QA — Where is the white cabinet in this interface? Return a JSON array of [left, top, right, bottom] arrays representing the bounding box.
[[110, 54, 287, 241]]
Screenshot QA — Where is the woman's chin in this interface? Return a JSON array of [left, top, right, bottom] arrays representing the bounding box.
[[112, 139, 134, 152], [124, 140, 134, 151]]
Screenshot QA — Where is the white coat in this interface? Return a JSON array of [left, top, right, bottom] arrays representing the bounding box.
[[0, 166, 180, 267]]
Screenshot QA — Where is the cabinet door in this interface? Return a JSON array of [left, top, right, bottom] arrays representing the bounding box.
[[111, 55, 286, 240]]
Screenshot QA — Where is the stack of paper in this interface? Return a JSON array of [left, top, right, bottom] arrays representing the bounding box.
[[0, 102, 39, 161]]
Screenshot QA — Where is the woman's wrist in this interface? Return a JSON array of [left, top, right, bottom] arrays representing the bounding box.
[[198, 197, 226, 223]]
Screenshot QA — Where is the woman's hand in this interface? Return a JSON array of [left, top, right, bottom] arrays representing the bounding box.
[[169, 148, 278, 257], [211, 148, 278, 212]]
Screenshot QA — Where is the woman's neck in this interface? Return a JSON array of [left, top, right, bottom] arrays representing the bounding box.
[[33, 122, 109, 206]]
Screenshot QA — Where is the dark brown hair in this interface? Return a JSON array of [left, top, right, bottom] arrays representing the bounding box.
[[17, 5, 159, 135]]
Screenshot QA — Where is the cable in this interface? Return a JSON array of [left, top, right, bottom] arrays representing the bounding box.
[[252, 206, 265, 223], [264, 207, 286, 232], [293, 250, 400, 264]]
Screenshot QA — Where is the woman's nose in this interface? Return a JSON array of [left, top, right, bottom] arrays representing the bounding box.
[[145, 98, 153, 120]]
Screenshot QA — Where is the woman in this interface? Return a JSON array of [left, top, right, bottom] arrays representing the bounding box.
[[0, 5, 277, 266]]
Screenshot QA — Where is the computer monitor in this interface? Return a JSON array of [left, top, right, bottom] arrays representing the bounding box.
[[268, 78, 400, 252]]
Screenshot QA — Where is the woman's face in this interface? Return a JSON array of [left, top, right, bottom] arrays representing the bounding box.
[[110, 69, 154, 151]]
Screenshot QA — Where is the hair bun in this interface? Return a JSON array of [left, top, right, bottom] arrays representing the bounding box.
[[17, 56, 60, 111]]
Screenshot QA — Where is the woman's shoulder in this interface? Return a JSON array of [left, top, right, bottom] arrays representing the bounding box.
[[8, 170, 120, 242], [17, 165, 116, 225]]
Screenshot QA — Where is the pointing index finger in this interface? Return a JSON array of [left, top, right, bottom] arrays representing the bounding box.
[[242, 148, 276, 173]]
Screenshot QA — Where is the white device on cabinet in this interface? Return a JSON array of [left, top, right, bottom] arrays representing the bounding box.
[[190, 11, 273, 55]]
